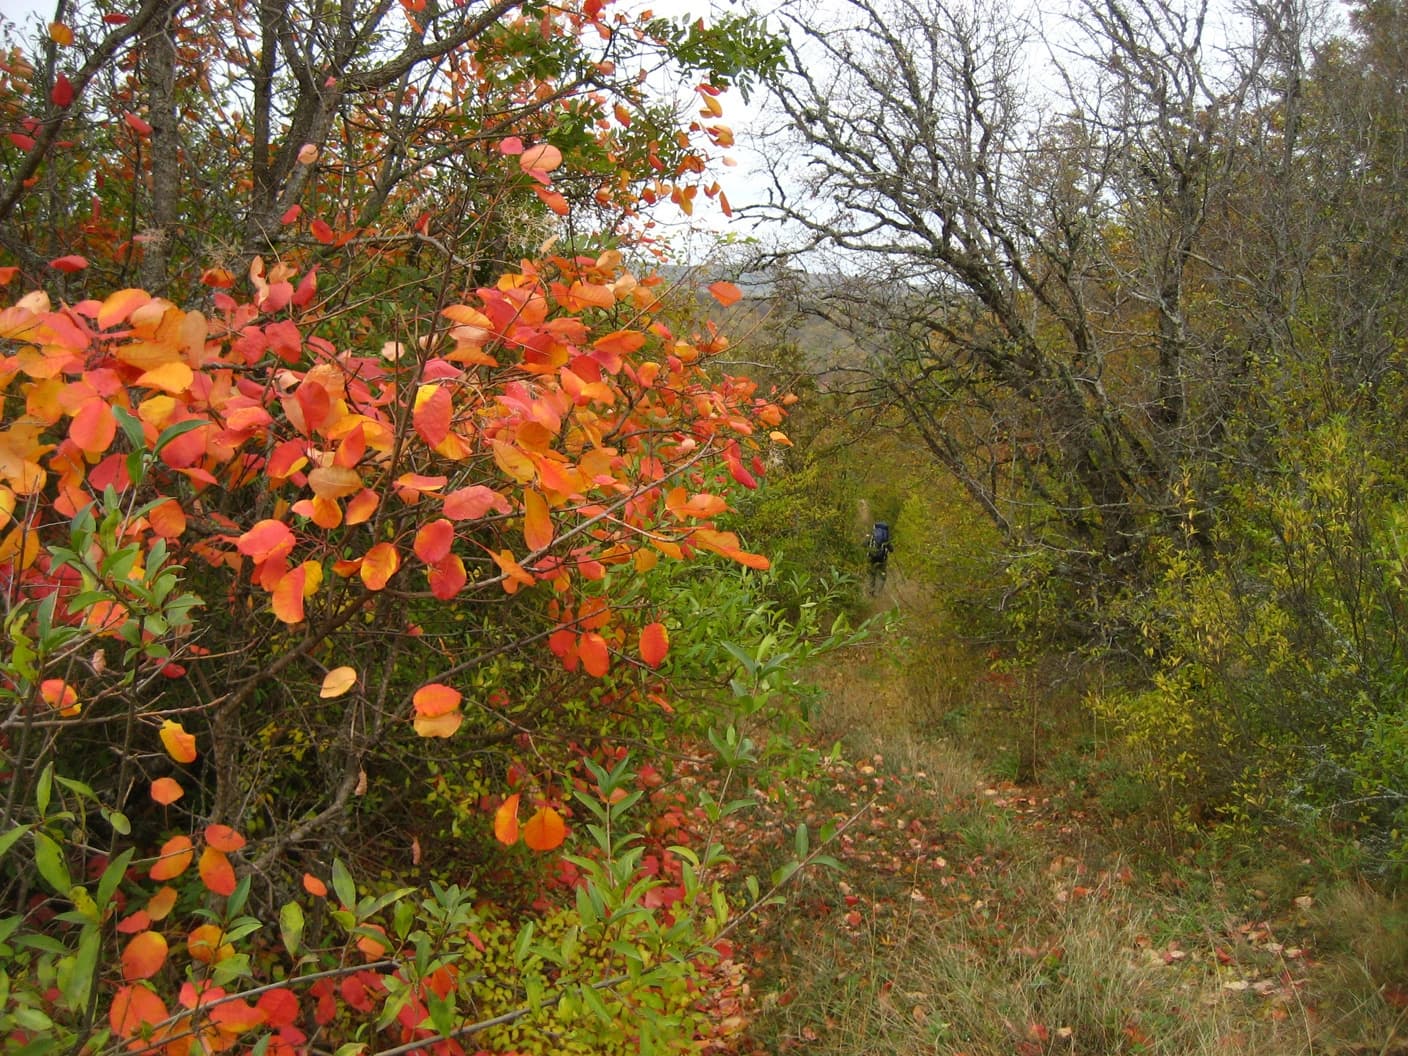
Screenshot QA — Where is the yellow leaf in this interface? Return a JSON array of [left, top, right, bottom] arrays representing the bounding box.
[[359, 541, 400, 591], [320, 667, 357, 698], [159, 720, 197, 764], [97, 288, 152, 329], [49, 21, 73, 45], [413, 711, 463, 738], [308, 465, 362, 499], [492, 440, 537, 484]]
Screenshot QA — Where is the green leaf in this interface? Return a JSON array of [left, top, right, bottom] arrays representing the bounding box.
[[112, 405, 145, 452], [97, 848, 135, 909], [32, 832, 72, 895], [330, 858, 356, 910], [155, 418, 205, 455], [11, 1007, 53, 1032], [35, 764, 53, 817], [62, 925, 100, 1012], [279, 902, 305, 957], [0, 826, 27, 862]]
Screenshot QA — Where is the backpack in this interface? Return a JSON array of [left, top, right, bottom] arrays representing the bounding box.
[[868, 522, 892, 559]]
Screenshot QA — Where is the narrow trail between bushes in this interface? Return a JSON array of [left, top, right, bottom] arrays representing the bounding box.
[[710, 581, 1385, 1056]]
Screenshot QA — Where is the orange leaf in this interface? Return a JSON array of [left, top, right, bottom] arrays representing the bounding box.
[[522, 806, 566, 851], [310, 219, 335, 244], [109, 985, 168, 1038], [413, 519, 454, 563], [320, 666, 357, 698], [204, 824, 246, 853], [150, 777, 183, 805], [40, 678, 79, 715], [520, 143, 563, 173], [708, 281, 743, 307], [187, 923, 233, 964], [147, 499, 186, 538], [121, 931, 169, 981], [149, 835, 194, 881], [49, 21, 74, 45], [494, 794, 521, 845], [346, 488, 380, 525], [523, 489, 553, 552], [159, 719, 197, 763], [579, 632, 609, 678], [271, 564, 306, 624], [236, 519, 295, 562], [303, 873, 328, 897], [412, 683, 462, 717], [443, 486, 500, 520], [70, 400, 117, 456], [137, 360, 194, 394], [359, 542, 400, 591], [533, 185, 570, 215], [488, 548, 535, 593], [145, 886, 178, 920], [640, 622, 669, 668], [199, 846, 237, 896]]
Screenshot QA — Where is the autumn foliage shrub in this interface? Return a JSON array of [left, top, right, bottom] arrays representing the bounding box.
[[0, 239, 818, 1050]]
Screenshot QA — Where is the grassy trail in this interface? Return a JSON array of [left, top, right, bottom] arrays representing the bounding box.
[[716, 584, 1407, 1056]]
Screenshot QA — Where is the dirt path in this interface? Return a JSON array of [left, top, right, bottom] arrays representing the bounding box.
[[708, 589, 1389, 1056]]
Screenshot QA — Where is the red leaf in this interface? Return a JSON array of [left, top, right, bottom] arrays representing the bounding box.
[[413, 385, 453, 446], [310, 219, 335, 244], [50, 74, 74, 108], [443, 486, 500, 521], [123, 111, 152, 136], [237, 519, 296, 562], [428, 553, 466, 600], [49, 254, 89, 273]]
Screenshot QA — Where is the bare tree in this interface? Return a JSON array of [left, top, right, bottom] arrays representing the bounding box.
[[754, 0, 1316, 608]]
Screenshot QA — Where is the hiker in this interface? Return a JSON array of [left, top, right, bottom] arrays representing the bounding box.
[[866, 521, 893, 594]]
